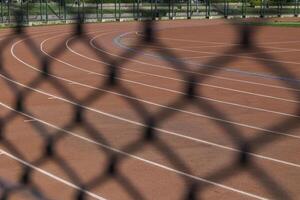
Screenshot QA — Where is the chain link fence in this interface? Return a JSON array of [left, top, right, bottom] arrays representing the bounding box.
[[0, 8, 299, 200], [0, 0, 299, 24]]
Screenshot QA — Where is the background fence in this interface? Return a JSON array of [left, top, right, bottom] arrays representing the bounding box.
[[0, 0, 299, 24]]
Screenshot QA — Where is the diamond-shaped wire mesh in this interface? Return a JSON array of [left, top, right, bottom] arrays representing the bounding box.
[[0, 7, 299, 200]]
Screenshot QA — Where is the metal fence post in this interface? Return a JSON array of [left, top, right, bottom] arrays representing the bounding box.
[[46, 0, 48, 22], [155, 0, 157, 19], [224, 0, 226, 17], [27, 0, 29, 24], [171, 0, 174, 18], [96, 0, 99, 20], [21, 0, 23, 23], [150, 0, 153, 19], [39, 0, 42, 20], [59, 0, 61, 19], [242, 0, 246, 17], [7, 0, 10, 24], [168, 0, 174, 19], [260, 0, 265, 17], [137, 0, 140, 20], [132, 0, 135, 19], [100, 0, 103, 20], [224, 0, 227, 18], [64, 0, 66, 22], [277, 0, 282, 16], [294, 0, 299, 16], [114, 0, 116, 20], [206, 0, 210, 18], [168, 0, 171, 19], [1, 0, 3, 23], [83, 0, 85, 22], [118, 0, 120, 20], [77, 0, 80, 18], [187, 0, 189, 18], [190, 0, 192, 18], [186, 0, 188, 18]]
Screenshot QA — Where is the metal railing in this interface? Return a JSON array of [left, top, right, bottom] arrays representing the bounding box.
[[0, 0, 299, 24]]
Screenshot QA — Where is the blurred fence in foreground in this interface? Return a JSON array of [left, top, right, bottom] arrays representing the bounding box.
[[0, 5, 299, 200]]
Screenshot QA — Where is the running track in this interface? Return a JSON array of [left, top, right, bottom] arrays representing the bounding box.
[[0, 19, 300, 199]]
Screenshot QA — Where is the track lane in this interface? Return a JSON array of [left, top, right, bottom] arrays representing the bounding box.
[[1, 21, 300, 199]]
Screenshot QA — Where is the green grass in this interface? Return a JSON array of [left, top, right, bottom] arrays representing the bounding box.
[[242, 21, 300, 27]]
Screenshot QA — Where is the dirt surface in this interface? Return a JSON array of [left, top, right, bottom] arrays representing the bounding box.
[[0, 18, 300, 200]]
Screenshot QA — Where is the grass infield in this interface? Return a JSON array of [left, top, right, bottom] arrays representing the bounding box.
[[243, 21, 300, 27]]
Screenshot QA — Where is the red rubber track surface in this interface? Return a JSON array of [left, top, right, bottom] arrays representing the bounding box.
[[0, 19, 300, 199]]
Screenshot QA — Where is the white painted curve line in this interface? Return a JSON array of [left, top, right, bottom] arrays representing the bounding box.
[[41, 34, 300, 139], [91, 37, 300, 104], [135, 32, 300, 47], [60, 34, 300, 136], [0, 149, 107, 200], [8, 32, 300, 169], [64, 33, 300, 117], [85, 45, 300, 94], [40, 36, 300, 139], [0, 104, 268, 200], [97, 33, 300, 95], [115, 33, 300, 92], [134, 33, 300, 65], [162, 46, 300, 65], [121, 42, 232, 50], [114, 33, 300, 90], [177, 44, 300, 60], [261, 40, 300, 45], [94, 36, 300, 103], [120, 42, 300, 58], [41, 36, 300, 142], [24, 119, 36, 122]]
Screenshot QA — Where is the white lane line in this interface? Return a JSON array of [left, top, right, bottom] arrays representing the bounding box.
[[133, 31, 300, 52], [95, 33, 300, 92], [121, 42, 231, 50], [186, 44, 300, 52], [87, 35, 300, 104], [180, 54, 225, 60], [135, 32, 300, 46], [94, 33, 300, 96], [63, 33, 300, 117], [38, 40, 300, 137], [77, 43, 300, 93], [108, 37, 300, 63], [122, 43, 300, 58], [134, 33, 300, 65], [8, 33, 300, 169], [141, 45, 300, 65], [24, 119, 36, 122], [0, 149, 107, 200], [0, 103, 268, 200], [41, 34, 300, 139], [262, 40, 300, 45], [40, 34, 300, 137]]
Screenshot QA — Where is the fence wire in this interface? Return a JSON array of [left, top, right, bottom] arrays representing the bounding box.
[[0, 8, 299, 200], [0, 0, 299, 24]]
